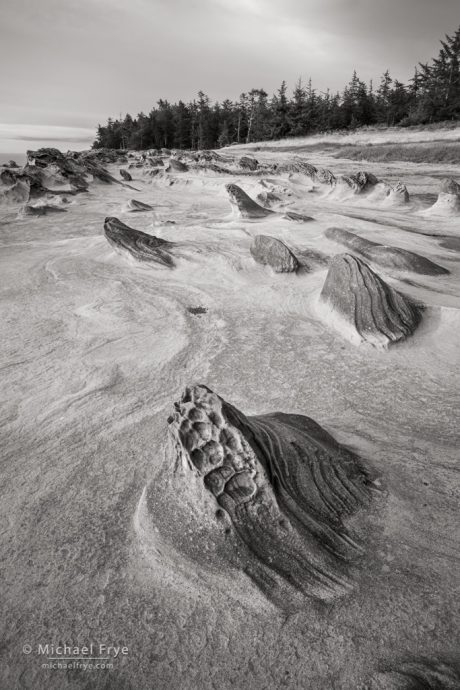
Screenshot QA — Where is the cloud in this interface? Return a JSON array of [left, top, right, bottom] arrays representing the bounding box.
[[0, 124, 95, 142], [0, 0, 459, 135]]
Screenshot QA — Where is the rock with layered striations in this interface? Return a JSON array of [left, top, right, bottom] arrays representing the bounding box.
[[250, 235, 299, 272], [120, 169, 132, 181], [226, 184, 274, 218], [313, 167, 336, 185], [104, 217, 175, 267], [320, 254, 422, 348], [239, 156, 259, 171], [368, 660, 460, 689], [127, 199, 153, 212], [166, 159, 188, 173], [168, 384, 380, 602], [325, 227, 449, 276]]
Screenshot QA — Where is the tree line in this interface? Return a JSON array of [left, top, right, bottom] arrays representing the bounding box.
[[93, 26, 460, 150]]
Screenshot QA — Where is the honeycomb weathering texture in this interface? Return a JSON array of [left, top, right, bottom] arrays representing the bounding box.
[[320, 253, 423, 348], [325, 227, 448, 275], [104, 216, 175, 267], [168, 384, 380, 601], [368, 660, 460, 689]]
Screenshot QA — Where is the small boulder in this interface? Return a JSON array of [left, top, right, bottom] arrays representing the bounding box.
[[250, 235, 299, 273]]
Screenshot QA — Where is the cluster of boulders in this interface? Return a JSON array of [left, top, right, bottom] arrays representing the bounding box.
[[0, 147, 129, 208]]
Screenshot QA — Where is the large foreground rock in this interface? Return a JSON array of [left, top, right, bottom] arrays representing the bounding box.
[[320, 254, 422, 348], [250, 235, 299, 272], [104, 217, 175, 267], [168, 384, 380, 602], [325, 227, 448, 275]]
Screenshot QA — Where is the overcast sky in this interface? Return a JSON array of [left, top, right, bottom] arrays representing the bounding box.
[[0, 0, 459, 152]]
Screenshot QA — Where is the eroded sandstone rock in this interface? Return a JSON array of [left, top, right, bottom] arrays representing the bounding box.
[[168, 384, 380, 601], [104, 217, 175, 267], [320, 254, 422, 348]]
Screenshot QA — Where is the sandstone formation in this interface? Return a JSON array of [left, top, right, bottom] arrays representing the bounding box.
[[320, 254, 422, 348], [428, 178, 460, 214], [276, 158, 317, 177], [226, 184, 313, 222], [166, 159, 189, 173], [314, 167, 336, 185], [104, 217, 175, 267], [334, 171, 379, 195], [384, 181, 410, 205], [239, 156, 259, 171], [250, 235, 299, 272], [120, 169, 133, 181], [0, 179, 30, 205], [226, 184, 275, 218], [325, 227, 448, 275], [127, 199, 154, 212], [368, 660, 460, 689], [256, 190, 283, 207], [168, 384, 379, 601], [1, 148, 122, 199]]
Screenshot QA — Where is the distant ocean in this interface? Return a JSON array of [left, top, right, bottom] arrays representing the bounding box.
[[0, 152, 27, 166]]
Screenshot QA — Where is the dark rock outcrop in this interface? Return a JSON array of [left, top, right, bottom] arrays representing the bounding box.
[[256, 190, 283, 207], [325, 227, 449, 275], [239, 156, 259, 171], [226, 184, 274, 219], [320, 254, 422, 348], [127, 199, 153, 212], [250, 235, 299, 272], [166, 159, 188, 173], [384, 181, 410, 205], [169, 384, 380, 601], [120, 169, 132, 181], [104, 217, 175, 267]]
